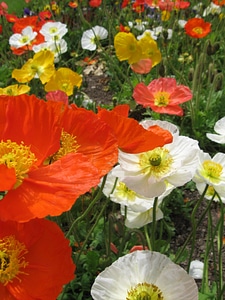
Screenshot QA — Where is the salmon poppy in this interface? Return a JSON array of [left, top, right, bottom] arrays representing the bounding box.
[[0, 218, 75, 299], [131, 58, 152, 74], [0, 94, 101, 222], [133, 77, 192, 116], [97, 105, 172, 153], [48, 103, 118, 177], [184, 18, 211, 38]]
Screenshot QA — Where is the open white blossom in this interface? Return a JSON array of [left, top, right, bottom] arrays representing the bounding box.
[[203, 2, 221, 16], [40, 21, 68, 41], [33, 39, 67, 62], [113, 136, 199, 198], [137, 27, 173, 40], [9, 26, 37, 48], [193, 151, 225, 201], [206, 116, 225, 144], [91, 250, 198, 300], [81, 25, 108, 51]]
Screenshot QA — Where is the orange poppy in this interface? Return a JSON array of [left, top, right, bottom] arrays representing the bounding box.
[[0, 218, 75, 299], [47, 103, 118, 177], [12, 16, 45, 33], [184, 18, 211, 38], [213, 0, 225, 6], [97, 105, 172, 153], [89, 0, 102, 7], [0, 94, 101, 222]]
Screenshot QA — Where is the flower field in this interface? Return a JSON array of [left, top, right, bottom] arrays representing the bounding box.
[[0, 0, 225, 299]]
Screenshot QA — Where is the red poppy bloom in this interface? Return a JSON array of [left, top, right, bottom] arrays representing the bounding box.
[[121, 0, 130, 8], [175, 1, 190, 9], [0, 218, 75, 299], [39, 10, 52, 20], [89, 0, 102, 7], [213, 0, 225, 6], [0, 94, 101, 222], [131, 58, 152, 74], [12, 16, 44, 33], [132, 1, 145, 12], [133, 77, 192, 116], [97, 105, 172, 153], [5, 14, 18, 22], [69, 1, 78, 8], [49, 103, 118, 177], [184, 18, 211, 38], [0, 24, 2, 34]]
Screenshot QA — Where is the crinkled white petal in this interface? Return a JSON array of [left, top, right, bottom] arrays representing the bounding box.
[[93, 25, 108, 39], [91, 250, 198, 300], [9, 26, 37, 48], [40, 21, 68, 38], [189, 260, 204, 279], [206, 116, 225, 144], [203, 3, 221, 16], [122, 205, 164, 228]]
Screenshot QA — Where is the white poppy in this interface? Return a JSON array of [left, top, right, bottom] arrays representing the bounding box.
[[113, 136, 200, 198], [206, 116, 225, 144], [81, 25, 108, 51], [193, 151, 225, 200], [9, 26, 37, 48], [189, 260, 204, 279], [40, 21, 68, 41], [138, 27, 173, 40], [203, 2, 221, 16], [91, 250, 198, 300]]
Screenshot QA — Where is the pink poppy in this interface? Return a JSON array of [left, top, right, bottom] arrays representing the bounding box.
[[133, 77, 192, 116]]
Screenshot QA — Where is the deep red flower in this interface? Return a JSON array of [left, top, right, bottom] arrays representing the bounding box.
[[184, 18, 211, 39], [0, 24, 2, 34], [0, 218, 75, 300], [132, 1, 145, 12], [133, 77, 192, 116], [0, 95, 101, 222], [5, 14, 18, 22], [97, 105, 172, 153], [121, 0, 130, 8]]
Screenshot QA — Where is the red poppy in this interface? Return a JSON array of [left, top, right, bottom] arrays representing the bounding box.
[[39, 10, 52, 20], [132, 1, 145, 12], [89, 0, 102, 6], [46, 90, 69, 105], [97, 105, 172, 153], [12, 16, 44, 33], [184, 18, 211, 38], [133, 77, 192, 116], [49, 103, 118, 177], [5, 14, 18, 22], [0, 95, 101, 222], [0, 1, 7, 16], [175, 1, 190, 9], [158, 0, 174, 11], [130, 245, 148, 252], [0, 24, 2, 34], [121, 0, 130, 8], [0, 218, 75, 299], [69, 1, 78, 8], [213, 0, 225, 6]]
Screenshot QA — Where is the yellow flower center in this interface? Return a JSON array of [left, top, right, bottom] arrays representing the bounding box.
[[139, 147, 173, 178], [0, 140, 37, 188], [0, 236, 29, 285], [126, 282, 164, 300], [201, 160, 223, 183], [193, 27, 203, 35], [19, 36, 29, 44], [52, 130, 80, 161], [49, 27, 58, 34], [115, 182, 136, 201], [154, 92, 170, 107]]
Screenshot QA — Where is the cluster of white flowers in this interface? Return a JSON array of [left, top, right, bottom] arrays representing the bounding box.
[[9, 21, 68, 62]]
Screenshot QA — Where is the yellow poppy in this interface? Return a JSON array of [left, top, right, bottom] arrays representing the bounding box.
[[114, 32, 143, 65], [138, 33, 162, 67], [0, 84, 30, 95], [44, 67, 82, 96], [12, 50, 55, 84]]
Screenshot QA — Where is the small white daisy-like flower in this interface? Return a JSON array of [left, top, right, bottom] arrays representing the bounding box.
[[91, 250, 198, 300], [189, 260, 204, 279], [9, 26, 37, 48], [206, 116, 225, 144], [203, 2, 221, 16], [40, 21, 68, 41], [113, 135, 199, 198], [81, 25, 108, 51], [193, 151, 225, 201]]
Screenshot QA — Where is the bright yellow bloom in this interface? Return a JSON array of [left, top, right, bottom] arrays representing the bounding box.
[[114, 32, 143, 65], [0, 84, 30, 95], [44, 67, 82, 96], [12, 50, 55, 84], [138, 33, 162, 67], [161, 10, 171, 21]]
